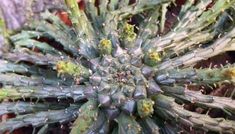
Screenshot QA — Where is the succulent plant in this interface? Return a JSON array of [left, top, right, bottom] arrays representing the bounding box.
[[0, 0, 235, 133]]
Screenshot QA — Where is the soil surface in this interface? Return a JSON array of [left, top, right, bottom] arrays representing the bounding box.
[[0, 0, 64, 30], [0, 0, 65, 52]]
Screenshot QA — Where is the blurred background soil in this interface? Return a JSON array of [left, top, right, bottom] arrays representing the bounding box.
[[0, 0, 65, 29], [0, 0, 65, 54]]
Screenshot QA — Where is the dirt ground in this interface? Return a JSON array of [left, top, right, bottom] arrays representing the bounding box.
[[0, 0, 64, 30], [0, 0, 65, 52]]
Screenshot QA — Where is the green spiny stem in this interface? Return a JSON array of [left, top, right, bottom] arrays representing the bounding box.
[[41, 11, 73, 35], [104, 0, 173, 36], [156, 106, 235, 133], [28, 20, 80, 56], [0, 105, 80, 133], [64, 0, 85, 30], [10, 31, 43, 42], [0, 0, 235, 133], [98, 0, 109, 17], [84, 0, 104, 37], [0, 60, 30, 74], [86, 111, 108, 134], [158, 27, 235, 70], [174, 0, 213, 30], [213, 9, 235, 36], [3, 51, 64, 66], [160, 86, 185, 95], [227, 40, 235, 51], [154, 94, 235, 133], [159, 123, 178, 134], [117, 0, 129, 9], [0, 85, 86, 101], [71, 100, 99, 134], [65, 0, 96, 41], [111, 0, 173, 19], [155, 77, 235, 115], [187, 0, 234, 34], [170, 30, 215, 53], [143, 0, 211, 52], [156, 65, 235, 85], [0, 73, 45, 87], [0, 7, 10, 39], [160, 3, 169, 33], [14, 39, 58, 54], [189, 0, 233, 30], [1, 58, 81, 87], [0, 59, 74, 86], [173, 90, 235, 115], [154, 86, 235, 116], [145, 0, 235, 52], [116, 112, 142, 134], [138, 117, 160, 134], [108, 0, 119, 11], [177, 0, 195, 19], [0, 9, 9, 52], [0, 102, 69, 116], [0, 15, 7, 38], [9, 30, 65, 55], [138, 7, 160, 40]]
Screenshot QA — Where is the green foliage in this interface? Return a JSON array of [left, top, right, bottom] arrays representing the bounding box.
[[0, 0, 235, 134]]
